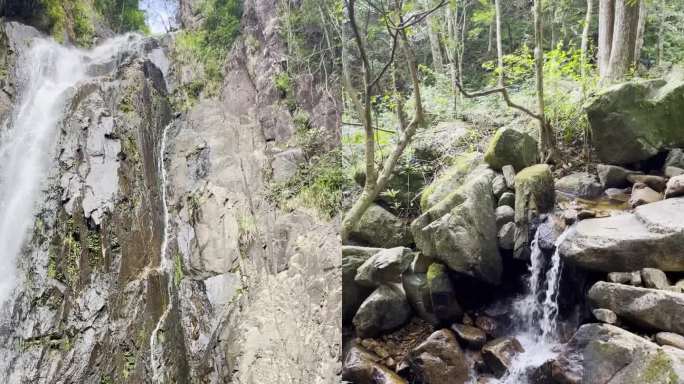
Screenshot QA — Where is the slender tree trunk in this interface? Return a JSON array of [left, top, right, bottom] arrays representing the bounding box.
[[533, 0, 554, 159], [427, 18, 444, 72], [457, 3, 468, 104], [488, 18, 494, 53], [598, 0, 614, 78], [606, 0, 640, 81], [581, 0, 594, 80], [657, 0, 665, 66], [581, 0, 594, 160], [633, 0, 647, 68]]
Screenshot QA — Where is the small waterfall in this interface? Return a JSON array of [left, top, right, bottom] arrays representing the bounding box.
[[0, 34, 144, 306], [149, 122, 173, 383], [499, 224, 574, 383]]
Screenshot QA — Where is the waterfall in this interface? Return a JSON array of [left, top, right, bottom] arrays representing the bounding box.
[[0, 34, 143, 306], [149, 122, 173, 382], [499, 225, 574, 383]]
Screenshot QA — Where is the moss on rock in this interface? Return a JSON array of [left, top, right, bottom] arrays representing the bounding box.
[[484, 127, 538, 172]]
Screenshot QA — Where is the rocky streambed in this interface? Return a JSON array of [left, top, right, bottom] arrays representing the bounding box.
[[342, 85, 684, 383]]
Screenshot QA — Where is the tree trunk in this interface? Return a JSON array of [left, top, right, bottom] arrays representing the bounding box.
[[533, 0, 554, 159], [427, 13, 444, 72], [598, 0, 614, 78], [633, 0, 647, 68], [657, 0, 665, 66], [581, 0, 594, 80], [606, 0, 640, 81]]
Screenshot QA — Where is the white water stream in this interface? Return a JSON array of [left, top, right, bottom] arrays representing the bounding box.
[[498, 225, 575, 383], [149, 122, 173, 383], [0, 34, 143, 306]]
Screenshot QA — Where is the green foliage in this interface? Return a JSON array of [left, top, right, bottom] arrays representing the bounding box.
[[94, 0, 148, 33], [274, 71, 292, 95], [269, 149, 347, 219], [171, 0, 243, 104], [173, 252, 184, 287]]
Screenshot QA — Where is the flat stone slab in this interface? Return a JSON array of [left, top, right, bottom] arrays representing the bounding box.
[[559, 198, 684, 272], [588, 281, 684, 334]]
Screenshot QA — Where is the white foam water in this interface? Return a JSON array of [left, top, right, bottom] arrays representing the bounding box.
[[149, 122, 173, 383], [498, 225, 574, 383], [0, 33, 144, 307]]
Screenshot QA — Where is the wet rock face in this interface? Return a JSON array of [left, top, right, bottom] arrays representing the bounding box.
[[481, 337, 524, 377], [586, 79, 684, 165], [0, 30, 186, 382]]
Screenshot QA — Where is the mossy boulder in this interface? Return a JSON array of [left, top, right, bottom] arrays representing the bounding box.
[[420, 152, 481, 212], [350, 204, 413, 247], [427, 263, 463, 323], [586, 79, 684, 165], [411, 166, 502, 285], [513, 164, 555, 259], [484, 127, 538, 171]]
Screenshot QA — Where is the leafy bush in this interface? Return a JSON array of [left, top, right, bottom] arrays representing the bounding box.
[[94, 0, 147, 33]]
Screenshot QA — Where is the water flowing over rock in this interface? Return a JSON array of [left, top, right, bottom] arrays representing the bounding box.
[[586, 79, 684, 164], [513, 164, 555, 259], [560, 197, 684, 272]]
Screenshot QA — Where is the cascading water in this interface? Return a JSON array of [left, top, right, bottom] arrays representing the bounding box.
[[149, 121, 173, 383], [498, 225, 575, 383], [0, 34, 144, 307]]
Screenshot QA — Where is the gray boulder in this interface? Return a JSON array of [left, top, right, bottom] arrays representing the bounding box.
[[666, 175, 684, 198], [492, 175, 507, 199], [419, 152, 481, 212], [451, 324, 487, 349], [597, 164, 641, 188], [666, 166, 684, 178], [355, 247, 413, 287], [552, 323, 684, 384], [593, 308, 618, 324], [498, 192, 515, 208], [481, 337, 525, 377], [502, 165, 516, 189], [556, 172, 603, 198], [495, 205, 514, 229], [641, 268, 671, 290], [350, 204, 413, 248], [627, 174, 668, 192], [514, 164, 555, 259], [353, 284, 413, 338], [560, 197, 684, 272], [586, 79, 684, 164], [629, 182, 662, 207], [608, 271, 642, 286], [411, 166, 502, 285], [588, 281, 684, 334], [343, 246, 382, 322], [656, 332, 684, 350], [408, 329, 470, 384], [343, 344, 408, 384], [666, 148, 684, 169], [497, 222, 515, 250], [427, 263, 463, 323], [484, 127, 538, 171], [402, 272, 438, 325]]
